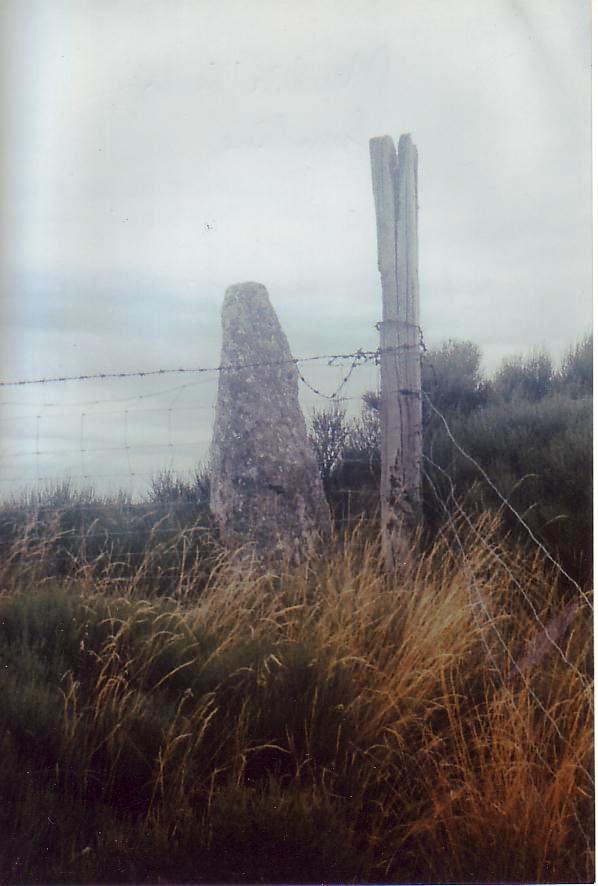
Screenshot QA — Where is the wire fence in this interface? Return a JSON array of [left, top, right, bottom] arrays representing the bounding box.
[[0, 340, 592, 614], [0, 343, 591, 592], [0, 347, 383, 500], [0, 338, 592, 752]]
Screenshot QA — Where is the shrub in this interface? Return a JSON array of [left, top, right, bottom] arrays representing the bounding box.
[[147, 467, 210, 506], [309, 406, 349, 494], [424, 394, 592, 583], [0, 477, 218, 596], [423, 339, 489, 415], [558, 332, 592, 398], [309, 337, 592, 579], [310, 404, 380, 528], [492, 348, 555, 402]]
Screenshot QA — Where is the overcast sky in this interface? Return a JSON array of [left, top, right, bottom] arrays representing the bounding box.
[[0, 0, 591, 497]]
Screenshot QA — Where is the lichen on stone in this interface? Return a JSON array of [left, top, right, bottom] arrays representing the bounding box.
[[209, 282, 331, 560]]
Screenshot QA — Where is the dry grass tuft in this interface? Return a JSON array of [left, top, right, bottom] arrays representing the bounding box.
[[0, 511, 592, 883]]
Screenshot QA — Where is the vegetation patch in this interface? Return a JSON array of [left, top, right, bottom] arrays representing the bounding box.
[[0, 516, 592, 883], [0, 335, 592, 883]]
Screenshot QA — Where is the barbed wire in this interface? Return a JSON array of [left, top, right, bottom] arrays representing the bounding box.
[[0, 342, 423, 414], [0, 350, 381, 500], [0, 336, 590, 604], [297, 349, 372, 401], [0, 347, 385, 389], [0, 353, 591, 718]]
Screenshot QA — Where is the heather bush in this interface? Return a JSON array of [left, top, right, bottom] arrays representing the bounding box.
[[0, 478, 217, 594], [558, 332, 592, 398], [422, 338, 489, 415], [492, 347, 555, 402], [424, 394, 592, 582], [309, 336, 592, 579]]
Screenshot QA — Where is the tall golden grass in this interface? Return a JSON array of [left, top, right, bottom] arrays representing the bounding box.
[[0, 511, 592, 883]]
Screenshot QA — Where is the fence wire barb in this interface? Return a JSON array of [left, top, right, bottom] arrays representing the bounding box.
[[0, 348, 383, 389]]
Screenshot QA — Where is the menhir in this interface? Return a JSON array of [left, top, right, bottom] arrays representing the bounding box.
[[209, 282, 331, 560]]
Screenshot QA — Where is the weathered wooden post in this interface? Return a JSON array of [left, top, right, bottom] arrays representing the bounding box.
[[370, 134, 423, 568]]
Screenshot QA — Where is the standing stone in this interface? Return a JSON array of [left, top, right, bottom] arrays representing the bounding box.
[[209, 282, 331, 559]]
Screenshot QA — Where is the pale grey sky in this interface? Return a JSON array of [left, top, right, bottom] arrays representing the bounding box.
[[0, 0, 591, 496]]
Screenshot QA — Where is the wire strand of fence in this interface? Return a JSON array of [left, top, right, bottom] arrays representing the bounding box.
[[2, 526, 212, 539], [422, 462, 594, 786], [0, 347, 387, 388], [421, 463, 505, 678], [297, 349, 373, 401], [0, 403, 217, 424], [1, 346, 590, 626], [423, 453, 591, 691], [0, 367, 375, 429], [423, 390, 593, 612], [0, 498, 206, 511], [0, 391, 373, 425], [0, 441, 212, 461], [0, 513, 379, 539], [0, 352, 381, 506], [0, 374, 222, 410], [0, 469, 207, 485]]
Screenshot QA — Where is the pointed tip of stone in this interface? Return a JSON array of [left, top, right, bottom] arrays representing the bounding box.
[[221, 281, 277, 330], [223, 281, 272, 313], [225, 281, 269, 297]]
